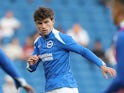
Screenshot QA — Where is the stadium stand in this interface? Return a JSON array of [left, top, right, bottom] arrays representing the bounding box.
[[0, 0, 116, 93]]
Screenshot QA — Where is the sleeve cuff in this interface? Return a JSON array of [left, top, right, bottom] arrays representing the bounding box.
[[26, 63, 33, 72]]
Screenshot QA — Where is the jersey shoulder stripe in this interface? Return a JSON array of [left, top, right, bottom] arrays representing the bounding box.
[[52, 28, 65, 44], [34, 36, 41, 44]]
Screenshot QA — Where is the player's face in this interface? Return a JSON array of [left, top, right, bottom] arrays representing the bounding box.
[[36, 18, 54, 37]]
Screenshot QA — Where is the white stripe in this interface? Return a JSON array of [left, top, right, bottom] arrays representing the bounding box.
[[99, 58, 106, 65], [34, 36, 41, 44], [16, 78, 27, 87], [52, 28, 65, 44], [26, 63, 33, 72]]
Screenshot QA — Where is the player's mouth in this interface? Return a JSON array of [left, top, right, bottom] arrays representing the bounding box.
[[42, 30, 48, 34], [42, 30, 47, 32]]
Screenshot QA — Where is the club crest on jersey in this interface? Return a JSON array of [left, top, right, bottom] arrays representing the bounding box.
[[47, 40, 53, 48]]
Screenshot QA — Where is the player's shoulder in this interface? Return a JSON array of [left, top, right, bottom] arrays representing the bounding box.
[[34, 35, 42, 44], [52, 28, 71, 44]]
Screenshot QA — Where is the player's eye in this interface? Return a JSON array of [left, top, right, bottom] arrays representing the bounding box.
[[37, 22, 42, 25], [44, 20, 49, 24]]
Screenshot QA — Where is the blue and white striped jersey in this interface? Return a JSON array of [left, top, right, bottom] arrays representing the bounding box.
[[27, 28, 105, 92]]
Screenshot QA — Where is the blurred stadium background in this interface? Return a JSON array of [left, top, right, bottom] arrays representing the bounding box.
[[0, 0, 117, 93]]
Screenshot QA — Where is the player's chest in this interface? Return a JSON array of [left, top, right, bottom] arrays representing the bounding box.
[[37, 39, 59, 54]]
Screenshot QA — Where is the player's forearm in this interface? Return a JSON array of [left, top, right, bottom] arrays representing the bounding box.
[[82, 48, 106, 67], [0, 49, 23, 78], [65, 41, 105, 67], [0, 50, 28, 88]]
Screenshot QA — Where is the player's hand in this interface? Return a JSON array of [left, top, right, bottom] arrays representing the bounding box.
[[23, 84, 35, 93], [101, 65, 116, 79], [27, 55, 39, 65]]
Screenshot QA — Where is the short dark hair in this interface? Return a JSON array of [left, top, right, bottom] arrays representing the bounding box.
[[113, 0, 124, 5], [115, 0, 124, 4], [33, 6, 54, 22], [114, 0, 124, 12]]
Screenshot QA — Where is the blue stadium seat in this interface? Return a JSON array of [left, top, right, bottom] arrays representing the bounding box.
[[0, 0, 116, 92]]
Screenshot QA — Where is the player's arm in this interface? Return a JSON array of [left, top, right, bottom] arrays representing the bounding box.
[[61, 34, 116, 78], [0, 49, 35, 93], [27, 55, 40, 72], [61, 35, 105, 67], [26, 43, 41, 72]]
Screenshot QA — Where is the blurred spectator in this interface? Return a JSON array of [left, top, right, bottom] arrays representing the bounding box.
[[2, 75, 20, 93], [22, 36, 34, 60], [67, 24, 90, 47], [105, 43, 116, 66], [3, 38, 24, 61], [31, 31, 39, 41], [92, 40, 107, 62], [0, 10, 21, 45], [56, 26, 65, 33]]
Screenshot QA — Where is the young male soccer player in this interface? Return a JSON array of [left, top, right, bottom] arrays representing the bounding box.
[[0, 49, 35, 93], [27, 6, 116, 93], [105, 0, 124, 92]]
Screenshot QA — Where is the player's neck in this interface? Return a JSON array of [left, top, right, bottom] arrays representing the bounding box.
[[42, 31, 52, 39]]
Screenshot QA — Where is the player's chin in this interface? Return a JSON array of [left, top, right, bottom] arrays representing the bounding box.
[[39, 32, 48, 36], [43, 32, 49, 36]]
